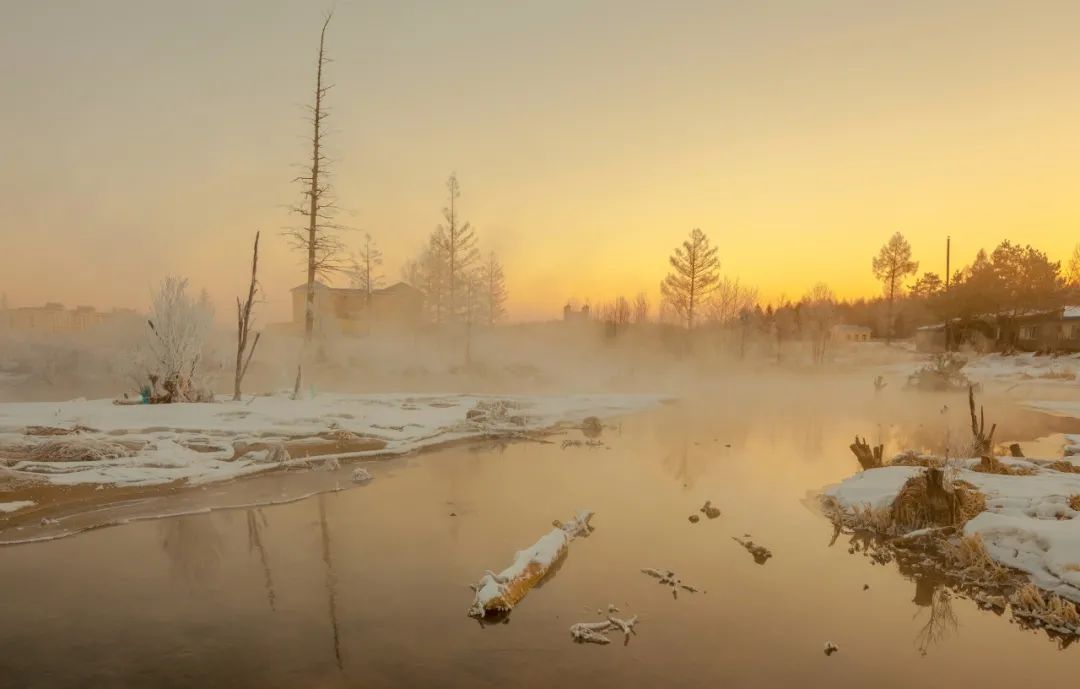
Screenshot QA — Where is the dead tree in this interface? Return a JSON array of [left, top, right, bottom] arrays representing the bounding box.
[[850, 436, 884, 470], [968, 385, 996, 455], [233, 231, 262, 401], [286, 11, 345, 399]]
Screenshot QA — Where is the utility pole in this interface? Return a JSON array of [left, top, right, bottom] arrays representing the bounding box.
[[944, 235, 951, 352]]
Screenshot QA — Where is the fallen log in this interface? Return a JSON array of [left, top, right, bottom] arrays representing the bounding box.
[[467, 510, 594, 618]]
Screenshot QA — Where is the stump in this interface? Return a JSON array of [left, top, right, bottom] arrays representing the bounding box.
[[850, 436, 884, 470]]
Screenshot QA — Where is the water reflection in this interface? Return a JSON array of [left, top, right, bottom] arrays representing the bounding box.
[[159, 515, 223, 585], [912, 581, 958, 656], [318, 495, 343, 671], [246, 509, 276, 611]]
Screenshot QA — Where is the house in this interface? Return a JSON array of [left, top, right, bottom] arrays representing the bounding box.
[[290, 281, 424, 334], [1013, 306, 1080, 352], [915, 307, 1080, 353], [830, 324, 871, 342]]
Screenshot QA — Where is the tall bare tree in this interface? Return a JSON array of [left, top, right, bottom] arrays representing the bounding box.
[[349, 233, 384, 306], [478, 251, 507, 326], [660, 228, 720, 330], [872, 232, 918, 343], [287, 13, 344, 345], [801, 282, 837, 365], [433, 173, 480, 319], [632, 291, 650, 323], [233, 231, 261, 400]]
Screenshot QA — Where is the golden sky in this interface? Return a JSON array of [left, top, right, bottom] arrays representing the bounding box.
[[2, 1, 1079, 322]]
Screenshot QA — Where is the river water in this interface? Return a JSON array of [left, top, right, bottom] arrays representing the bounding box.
[[1, 374, 1078, 688]]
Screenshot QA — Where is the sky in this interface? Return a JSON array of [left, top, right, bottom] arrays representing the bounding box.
[[2, 0, 1079, 322]]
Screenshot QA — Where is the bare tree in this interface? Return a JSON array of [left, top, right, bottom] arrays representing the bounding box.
[[478, 251, 507, 326], [461, 270, 483, 365], [433, 173, 480, 320], [872, 232, 918, 344], [801, 282, 836, 365], [403, 234, 449, 323], [705, 276, 758, 326], [286, 13, 345, 346], [632, 291, 650, 324], [1067, 243, 1080, 288], [348, 232, 384, 306], [233, 232, 262, 400], [660, 228, 720, 330]]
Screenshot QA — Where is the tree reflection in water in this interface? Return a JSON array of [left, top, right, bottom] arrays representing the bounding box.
[[159, 515, 223, 585], [246, 508, 276, 611], [912, 579, 958, 656]]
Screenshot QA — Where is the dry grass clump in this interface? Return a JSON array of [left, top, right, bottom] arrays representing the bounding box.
[[28, 438, 141, 462], [889, 471, 985, 532], [889, 452, 942, 468], [1045, 461, 1080, 475], [1069, 495, 1080, 512], [1011, 584, 1080, 633], [941, 534, 1013, 585], [970, 455, 1036, 476]]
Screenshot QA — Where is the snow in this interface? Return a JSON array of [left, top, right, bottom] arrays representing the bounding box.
[[469, 510, 594, 617], [822, 465, 924, 510], [823, 462, 1080, 602], [0, 500, 35, 514], [0, 393, 663, 489]]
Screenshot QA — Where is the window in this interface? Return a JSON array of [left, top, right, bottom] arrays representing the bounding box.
[[1065, 323, 1080, 340], [1019, 326, 1036, 340]]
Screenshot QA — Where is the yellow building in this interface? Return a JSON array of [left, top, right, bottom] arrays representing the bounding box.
[[290, 281, 424, 334]]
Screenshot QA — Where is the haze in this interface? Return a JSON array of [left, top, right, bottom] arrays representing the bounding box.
[[3, 0, 1080, 321]]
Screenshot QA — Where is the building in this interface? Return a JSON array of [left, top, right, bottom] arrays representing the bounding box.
[[290, 281, 424, 334], [0, 303, 109, 333], [830, 324, 871, 343], [915, 306, 1080, 353], [1014, 306, 1080, 352]]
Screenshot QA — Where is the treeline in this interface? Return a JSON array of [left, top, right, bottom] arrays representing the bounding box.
[[577, 228, 1080, 350]]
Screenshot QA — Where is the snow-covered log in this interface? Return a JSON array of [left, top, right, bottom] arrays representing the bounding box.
[[467, 510, 594, 618]]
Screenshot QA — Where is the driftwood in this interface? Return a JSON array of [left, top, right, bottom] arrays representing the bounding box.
[[850, 436, 884, 470], [570, 615, 639, 645], [968, 385, 996, 455], [640, 568, 701, 598]]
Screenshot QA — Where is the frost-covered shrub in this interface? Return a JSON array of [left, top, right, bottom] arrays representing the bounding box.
[[907, 353, 972, 392], [144, 277, 214, 402]]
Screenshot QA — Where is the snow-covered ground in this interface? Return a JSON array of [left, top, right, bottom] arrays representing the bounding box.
[[0, 393, 664, 489], [823, 458, 1080, 603], [964, 352, 1080, 386]]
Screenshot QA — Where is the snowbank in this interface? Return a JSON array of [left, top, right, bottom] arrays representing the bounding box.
[[823, 460, 1080, 602], [0, 500, 36, 514], [0, 393, 663, 489]]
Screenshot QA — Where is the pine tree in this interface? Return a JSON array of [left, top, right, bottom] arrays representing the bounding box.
[[872, 232, 918, 343], [660, 228, 720, 330], [478, 251, 508, 325], [433, 173, 480, 320]]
